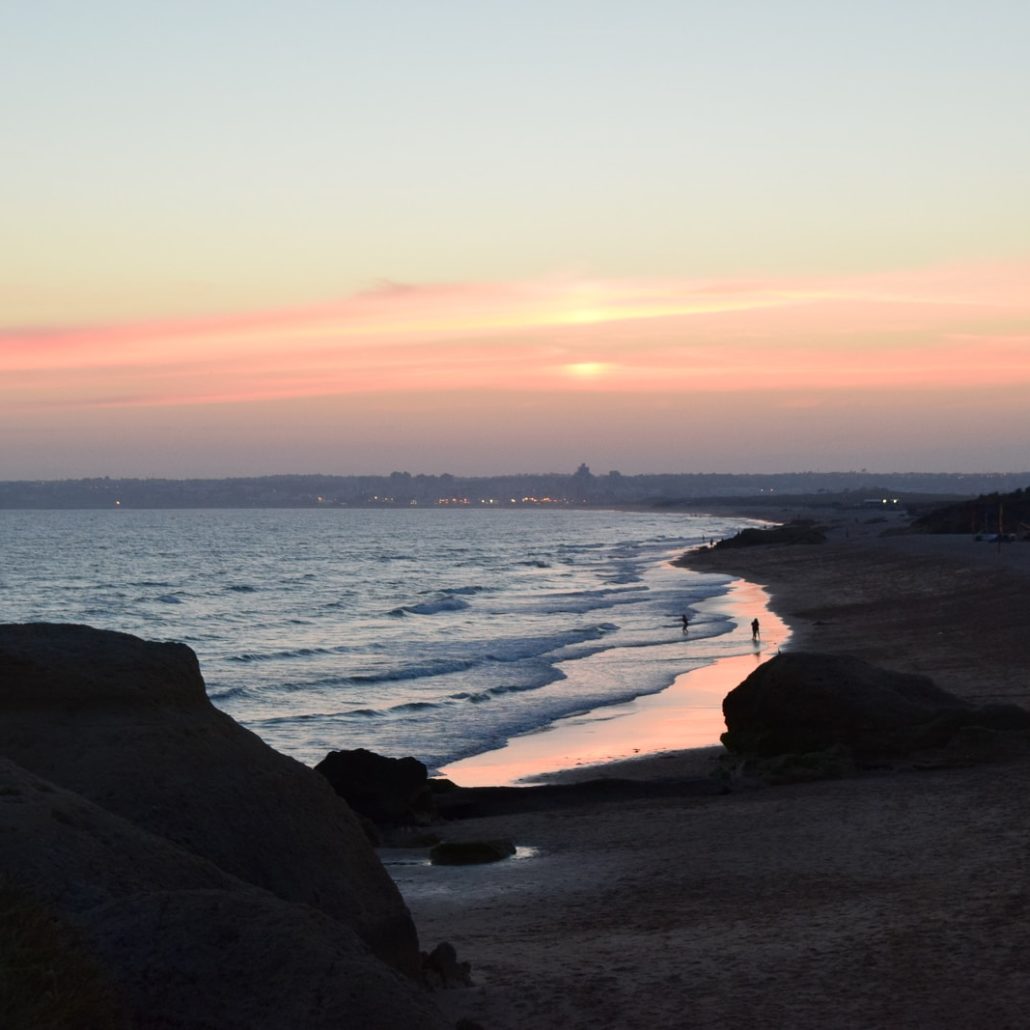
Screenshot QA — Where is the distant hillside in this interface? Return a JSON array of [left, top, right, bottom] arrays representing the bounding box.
[[912, 487, 1030, 537], [1, 470, 1029, 510]]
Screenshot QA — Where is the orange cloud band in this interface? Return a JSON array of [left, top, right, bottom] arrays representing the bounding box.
[[3, 264, 1028, 411]]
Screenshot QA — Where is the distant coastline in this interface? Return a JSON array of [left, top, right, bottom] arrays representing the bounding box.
[[2, 469, 1027, 510]]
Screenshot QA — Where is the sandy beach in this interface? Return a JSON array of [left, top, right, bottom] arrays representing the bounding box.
[[393, 509, 1030, 1029]]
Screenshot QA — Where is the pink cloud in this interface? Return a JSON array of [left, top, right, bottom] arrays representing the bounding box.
[[3, 262, 1028, 414]]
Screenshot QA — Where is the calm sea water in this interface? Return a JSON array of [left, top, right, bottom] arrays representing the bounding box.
[[0, 508, 752, 771]]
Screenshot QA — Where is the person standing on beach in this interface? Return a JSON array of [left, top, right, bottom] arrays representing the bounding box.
[[681, 614, 690, 632], [751, 617, 760, 641]]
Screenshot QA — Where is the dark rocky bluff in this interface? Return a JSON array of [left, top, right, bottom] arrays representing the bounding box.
[[723, 651, 1030, 760], [0, 623, 448, 1029], [712, 520, 826, 549]]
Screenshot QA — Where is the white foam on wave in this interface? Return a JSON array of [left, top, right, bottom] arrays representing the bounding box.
[[389, 596, 471, 616]]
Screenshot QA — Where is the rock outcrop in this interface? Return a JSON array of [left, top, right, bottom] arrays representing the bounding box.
[[316, 747, 434, 825], [0, 623, 448, 1028], [722, 651, 1030, 759]]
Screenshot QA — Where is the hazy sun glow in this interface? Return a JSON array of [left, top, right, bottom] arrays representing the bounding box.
[[4, 2, 1029, 476], [3, 263, 1029, 477], [564, 362, 612, 379]]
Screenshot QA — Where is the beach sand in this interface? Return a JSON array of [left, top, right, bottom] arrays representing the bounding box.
[[392, 510, 1030, 1029]]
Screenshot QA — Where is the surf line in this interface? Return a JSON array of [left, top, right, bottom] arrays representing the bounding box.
[[438, 576, 791, 788]]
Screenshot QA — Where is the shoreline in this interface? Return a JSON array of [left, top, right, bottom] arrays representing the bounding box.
[[684, 514, 1030, 706], [394, 506, 1030, 1029], [529, 514, 1030, 784], [438, 569, 790, 787]]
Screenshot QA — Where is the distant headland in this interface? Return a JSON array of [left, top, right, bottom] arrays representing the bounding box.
[[1, 467, 1028, 509]]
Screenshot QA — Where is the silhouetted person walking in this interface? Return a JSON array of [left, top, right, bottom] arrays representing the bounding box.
[[751, 618, 760, 641], [681, 614, 690, 632]]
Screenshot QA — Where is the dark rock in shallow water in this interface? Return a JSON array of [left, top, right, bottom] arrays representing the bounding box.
[[316, 746, 434, 825], [0, 623, 420, 977], [722, 651, 1030, 760], [429, 839, 517, 865]]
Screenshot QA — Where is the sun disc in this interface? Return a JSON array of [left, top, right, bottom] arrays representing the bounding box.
[[565, 362, 609, 378]]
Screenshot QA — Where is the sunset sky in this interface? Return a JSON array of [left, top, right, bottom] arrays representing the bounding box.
[[5, 1, 1029, 477]]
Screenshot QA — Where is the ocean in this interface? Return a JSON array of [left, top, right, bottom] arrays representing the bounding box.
[[0, 507, 755, 772]]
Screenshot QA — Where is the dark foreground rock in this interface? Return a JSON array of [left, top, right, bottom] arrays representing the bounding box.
[[723, 651, 1030, 759], [0, 623, 416, 971], [0, 759, 447, 1030], [0, 623, 448, 1028]]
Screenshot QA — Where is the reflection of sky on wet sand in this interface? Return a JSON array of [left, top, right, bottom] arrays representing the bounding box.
[[440, 578, 790, 787]]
